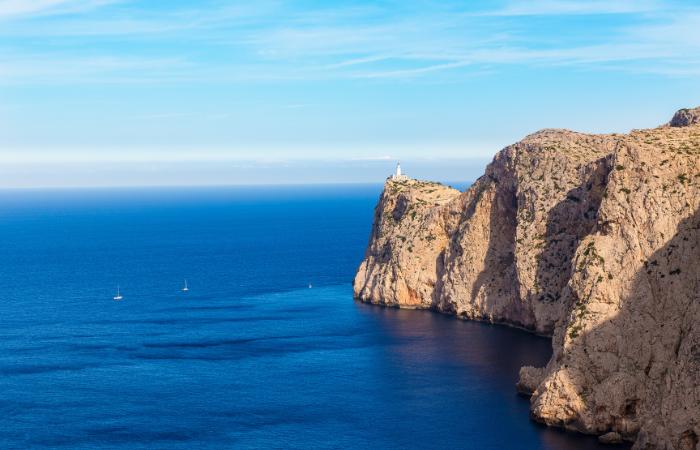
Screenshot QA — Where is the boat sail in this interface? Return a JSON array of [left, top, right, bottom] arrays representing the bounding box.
[[113, 285, 123, 301]]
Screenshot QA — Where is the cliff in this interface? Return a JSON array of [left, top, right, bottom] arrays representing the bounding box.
[[354, 107, 700, 449]]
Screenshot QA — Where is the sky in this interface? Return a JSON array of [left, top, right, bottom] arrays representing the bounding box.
[[1, 0, 700, 187]]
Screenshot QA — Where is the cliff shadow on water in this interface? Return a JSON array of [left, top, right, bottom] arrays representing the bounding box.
[[354, 302, 627, 450]]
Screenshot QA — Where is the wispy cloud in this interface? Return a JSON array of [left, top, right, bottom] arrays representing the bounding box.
[[0, 0, 117, 19], [0, 0, 698, 85], [474, 0, 661, 16], [352, 60, 473, 79], [0, 53, 187, 84], [349, 155, 393, 161]]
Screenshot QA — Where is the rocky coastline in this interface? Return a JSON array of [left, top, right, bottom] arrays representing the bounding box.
[[354, 107, 700, 450]]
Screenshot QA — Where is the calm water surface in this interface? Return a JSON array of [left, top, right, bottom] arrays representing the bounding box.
[[0, 185, 619, 449]]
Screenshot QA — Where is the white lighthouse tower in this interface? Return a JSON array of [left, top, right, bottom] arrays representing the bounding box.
[[391, 162, 408, 181]]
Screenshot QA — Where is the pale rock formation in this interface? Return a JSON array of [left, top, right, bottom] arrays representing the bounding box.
[[517, 365, 547, 396], [670, 107, 700, 127], [354, 108, 700, 449], [354, 178, 461, 308]]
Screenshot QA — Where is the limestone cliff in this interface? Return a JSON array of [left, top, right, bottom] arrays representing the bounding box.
[[354, 107, 700, 449]]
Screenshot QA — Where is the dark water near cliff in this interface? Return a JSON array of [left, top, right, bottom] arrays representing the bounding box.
[[0, 185, 616, 449]]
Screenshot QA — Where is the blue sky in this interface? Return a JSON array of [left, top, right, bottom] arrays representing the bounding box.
[[1, 0, 699, 187]]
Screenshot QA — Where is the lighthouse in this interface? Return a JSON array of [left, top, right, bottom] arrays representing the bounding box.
[[391, 162, 408, 181]]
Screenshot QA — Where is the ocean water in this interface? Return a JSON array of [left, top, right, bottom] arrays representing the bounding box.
[[0, 185, 620, 449]]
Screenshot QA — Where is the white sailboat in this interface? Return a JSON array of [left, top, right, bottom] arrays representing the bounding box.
[[182, 279, 189, 292], [113, 285, 123, 301]]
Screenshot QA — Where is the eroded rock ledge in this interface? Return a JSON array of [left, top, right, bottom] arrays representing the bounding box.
[[354, 108, 700, 450]]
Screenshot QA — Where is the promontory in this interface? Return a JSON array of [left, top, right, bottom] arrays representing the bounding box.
[[354, 107, 700, 450]]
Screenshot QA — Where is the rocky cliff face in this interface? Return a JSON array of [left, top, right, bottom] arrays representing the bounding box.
[[354, 108, 700, 449]]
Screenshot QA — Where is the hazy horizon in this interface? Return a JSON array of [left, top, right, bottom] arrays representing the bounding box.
[[0, 156, 488, 188], [2, 0, 700, 187]]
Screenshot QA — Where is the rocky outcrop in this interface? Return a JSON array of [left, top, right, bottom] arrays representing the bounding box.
[[354, 179, 462, 308], [356, 129, 614, 335], [670, 107, 700, 127], [354, 108, 700, 449], [517, 366, 546, 396]]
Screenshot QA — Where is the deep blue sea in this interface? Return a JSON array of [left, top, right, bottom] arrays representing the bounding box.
[[0, 185, 618, 449]]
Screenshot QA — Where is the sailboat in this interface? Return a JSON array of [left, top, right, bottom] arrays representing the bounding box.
[[182, 279, 189, 292], [113, 285, 123, 301]]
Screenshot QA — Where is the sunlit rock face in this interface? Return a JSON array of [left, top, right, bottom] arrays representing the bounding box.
[[354, 108, 700, 450]]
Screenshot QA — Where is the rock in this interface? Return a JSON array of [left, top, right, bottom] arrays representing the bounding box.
[[354, 107, 700, 449], [599, 432, 623, 444], [355, 129, 613, 334], [353, 178, 461, 309], [517, 366, 546, 396], [669, 107, 700, 127]]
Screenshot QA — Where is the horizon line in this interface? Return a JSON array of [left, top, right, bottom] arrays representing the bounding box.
[[0, 179, 475, 191]]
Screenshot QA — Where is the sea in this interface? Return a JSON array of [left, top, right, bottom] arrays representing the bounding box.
[[0, 185, 623, 449]]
